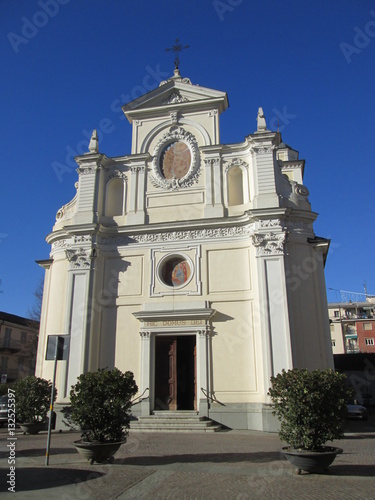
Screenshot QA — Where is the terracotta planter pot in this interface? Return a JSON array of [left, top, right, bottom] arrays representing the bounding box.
[[74, 440, 125, 464], [282, 446, 343, 474]]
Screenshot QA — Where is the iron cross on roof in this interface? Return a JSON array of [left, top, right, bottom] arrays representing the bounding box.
[[165, 38, 190, 70]]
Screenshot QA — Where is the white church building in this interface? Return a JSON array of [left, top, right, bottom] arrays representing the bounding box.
[[36, 68, 334, 431]]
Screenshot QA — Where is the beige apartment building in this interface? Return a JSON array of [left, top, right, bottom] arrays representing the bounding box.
[[0, 312, 39, 384]]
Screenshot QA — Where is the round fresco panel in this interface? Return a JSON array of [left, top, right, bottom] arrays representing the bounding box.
[[161, 141, 191, 179], [161, 258, 191, 287]]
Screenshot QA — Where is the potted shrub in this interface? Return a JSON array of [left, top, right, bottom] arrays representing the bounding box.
[[14, 375, 56, 434], [268, 368, 352, 474], [67, 368, 138, 464]]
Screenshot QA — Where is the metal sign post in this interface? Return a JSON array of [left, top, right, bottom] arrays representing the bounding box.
[[45, 335, 69, 466]]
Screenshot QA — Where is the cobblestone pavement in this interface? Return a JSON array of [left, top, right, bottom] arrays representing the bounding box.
[[0, 417, 375, 499]]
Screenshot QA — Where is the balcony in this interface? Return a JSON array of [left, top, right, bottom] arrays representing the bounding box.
[[345, 347, 361, 354], [0, 340, 21, 353]]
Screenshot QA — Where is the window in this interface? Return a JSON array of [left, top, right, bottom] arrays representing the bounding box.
[[331, 340, 336, 347], [334, 311, 339, 318], [21, 331, 27, 342], [4, 328, 11, 347], [365, 338, 374, 346], [363, 323, 372, 330]]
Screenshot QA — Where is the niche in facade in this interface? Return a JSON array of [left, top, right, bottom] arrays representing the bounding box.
[[105, 178, 124, 216]]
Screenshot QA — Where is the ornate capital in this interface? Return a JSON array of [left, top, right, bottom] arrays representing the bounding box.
[[198, 328, 209, 338], [204, 158, 220, 168], [130, 165, 146, 174], [251, 232, 286, 256], [65, 248, 92, 269], [140, 331, 151, 339]]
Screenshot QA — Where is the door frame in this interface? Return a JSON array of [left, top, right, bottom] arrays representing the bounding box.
[[134, 306, 216, 417]]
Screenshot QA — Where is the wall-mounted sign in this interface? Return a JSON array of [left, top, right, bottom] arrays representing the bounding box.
[[45, 335, 70, 361]]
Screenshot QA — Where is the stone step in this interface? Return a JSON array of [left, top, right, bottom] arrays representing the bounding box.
[[152, 411, 200, 418], [132, 418, 214, 426], [130, 412, 222, 433], [130, 424, 222, 433]]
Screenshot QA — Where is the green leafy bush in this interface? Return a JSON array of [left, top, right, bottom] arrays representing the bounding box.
[[268, 369, 351, 450], [14, 376, 56, 424], [68, 368, 138, 443]]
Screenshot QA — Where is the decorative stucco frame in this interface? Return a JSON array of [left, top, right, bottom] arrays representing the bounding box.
[[151, 126, 201, 190]]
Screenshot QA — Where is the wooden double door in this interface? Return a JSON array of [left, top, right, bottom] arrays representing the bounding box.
[[155, 335, 196, 411]]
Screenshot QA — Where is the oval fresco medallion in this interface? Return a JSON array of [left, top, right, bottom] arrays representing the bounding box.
[[161, 141, 191, 179]]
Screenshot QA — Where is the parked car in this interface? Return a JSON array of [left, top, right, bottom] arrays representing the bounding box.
[[346, 403, 368, 420], [0, 395, 8, 426]]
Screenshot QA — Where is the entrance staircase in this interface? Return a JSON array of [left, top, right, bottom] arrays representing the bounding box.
[[130, 411, 222, 433]]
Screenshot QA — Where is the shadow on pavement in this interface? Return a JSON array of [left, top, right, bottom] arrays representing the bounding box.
[[0, 447, 77, 459], [327, 464, 375, 477], [0, 467, 103, 492], [117, 451, 282, 466]]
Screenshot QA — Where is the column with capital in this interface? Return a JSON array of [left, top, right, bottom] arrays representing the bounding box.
[[139, 331, 151, 416], [127, 160, 147, 225], [197, 328, 210, 417], [251, 229, 292, 396], [203, 157, 224, 218]]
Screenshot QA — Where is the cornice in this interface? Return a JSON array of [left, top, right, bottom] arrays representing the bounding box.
[[133, 308, 216, 322]]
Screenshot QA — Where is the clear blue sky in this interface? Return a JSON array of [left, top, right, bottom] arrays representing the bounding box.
[[1, 0, 374, 316]]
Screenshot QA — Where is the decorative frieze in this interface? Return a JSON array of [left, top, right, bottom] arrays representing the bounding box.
[[98, 224, 255, 246], [74, 235, 91, 244], [52, 239, 68, 251], [77, 165, 97, 175], [251, 146, 275, 155], [251, 232, 286, 256], [259, 219, 281, 229]]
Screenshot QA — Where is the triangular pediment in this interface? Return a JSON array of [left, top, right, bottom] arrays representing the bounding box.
[[123, 75, 228, 123]]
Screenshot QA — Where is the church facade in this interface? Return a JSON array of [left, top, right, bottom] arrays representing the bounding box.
[[36, 69, 334, 430]]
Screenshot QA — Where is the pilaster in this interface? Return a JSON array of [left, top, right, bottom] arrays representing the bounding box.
[[251, 223, 292, 392], [127, 156, 147, 225], [74, 153, 102, 224], [203, 157, 224, 218]]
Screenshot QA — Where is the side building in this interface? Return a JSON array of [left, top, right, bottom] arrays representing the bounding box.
[[36, 69, 333, 431], [329, 301, 375, 355], [0, 312, 39, 384]]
